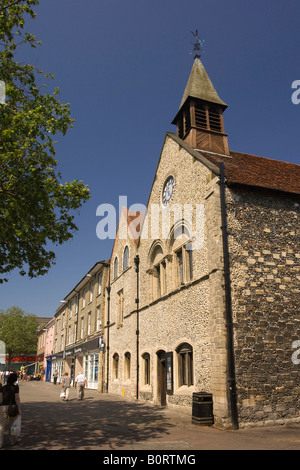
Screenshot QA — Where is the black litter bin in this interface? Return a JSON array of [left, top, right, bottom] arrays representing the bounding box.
[[192, 392, 214, 426]]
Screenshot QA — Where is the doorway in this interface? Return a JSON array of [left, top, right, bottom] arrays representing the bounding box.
[[157, 350, 167, 406]]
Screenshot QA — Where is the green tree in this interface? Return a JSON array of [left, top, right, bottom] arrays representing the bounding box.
[[0, 305, 38, 368], [0, 0, 90, 282]]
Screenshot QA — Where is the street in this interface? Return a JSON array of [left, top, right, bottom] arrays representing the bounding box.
[[3, 380, 300, 453]]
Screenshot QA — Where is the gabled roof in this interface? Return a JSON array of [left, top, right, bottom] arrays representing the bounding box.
[[167, 132, 300, 196], [178, 58, 227, 110], [201, 149, 300, 195]]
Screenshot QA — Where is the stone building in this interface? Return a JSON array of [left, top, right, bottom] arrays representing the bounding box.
[[51, 51, 299, 430], [52, 261, 109, 389], [104, 54, 300, 430], [37, 317, 55, 380]]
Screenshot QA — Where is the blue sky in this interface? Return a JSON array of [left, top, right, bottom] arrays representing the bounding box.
[[1, 0, 300, 317]]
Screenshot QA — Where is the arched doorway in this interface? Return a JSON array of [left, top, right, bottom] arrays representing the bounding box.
[[157, 350, 167, 406]]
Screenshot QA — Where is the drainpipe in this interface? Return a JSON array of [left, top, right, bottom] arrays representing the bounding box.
[[134, 254, 140, 400], [219, 162, 239, 430], [105, 263, 111, 393]]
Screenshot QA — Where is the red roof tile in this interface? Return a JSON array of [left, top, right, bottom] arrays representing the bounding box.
[[199, 150, 300, 195]]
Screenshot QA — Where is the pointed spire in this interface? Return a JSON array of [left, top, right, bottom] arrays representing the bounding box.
[[171, 36, 230, 155], [179, 57, 227, 111]]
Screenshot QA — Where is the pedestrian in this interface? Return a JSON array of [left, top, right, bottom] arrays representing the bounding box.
[[75, 371, 87, 400], [53, 370, 58, 385], [61, 372, 71, 401], [0, 372, 21, 448]]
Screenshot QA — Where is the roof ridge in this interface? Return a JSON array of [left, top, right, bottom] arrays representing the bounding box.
[[230, 150, 300, 167]]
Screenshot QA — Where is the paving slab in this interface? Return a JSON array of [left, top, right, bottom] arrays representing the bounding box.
[[2, 380, 300, 452]]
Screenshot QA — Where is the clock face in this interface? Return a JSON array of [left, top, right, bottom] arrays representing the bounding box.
[[162, 176, 175, 206]]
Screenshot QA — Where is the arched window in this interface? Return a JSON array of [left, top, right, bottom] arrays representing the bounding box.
[[176, 343, 194, 387], [112, 353, 119, 380], [124, 352, 131, 380], [149, 244, 166, 300], [113, 257, 118, 279], [123, 246, 129, 270], [142, 353, 150, 385], [172, 225, 193, 286]]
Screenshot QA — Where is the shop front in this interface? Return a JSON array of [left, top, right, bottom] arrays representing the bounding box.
[[45, 355, 52, 382], [51, 352, 64, 383], [64, 348, 76, 384], [74, 338, 102, 390]]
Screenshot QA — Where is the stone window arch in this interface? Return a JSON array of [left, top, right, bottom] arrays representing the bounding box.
[[124, 351, 131, 380], [142, 352, 151, 385], [113, 256, 118, 279], [123, 245, 129, 270], [148, 242, 166, 300], [170, 223, 193, 287], [176, 342, 194, 387], [112, 352, 119, 380]]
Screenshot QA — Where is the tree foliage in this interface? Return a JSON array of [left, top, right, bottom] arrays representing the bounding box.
[[0, 305, 39, 366], [0, 0, 90, 282]]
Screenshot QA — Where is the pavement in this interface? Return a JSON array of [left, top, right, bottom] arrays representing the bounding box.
[[2, 380, 300, 453]]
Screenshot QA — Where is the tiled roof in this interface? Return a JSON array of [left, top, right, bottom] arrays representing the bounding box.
[[198, 149, 300, 195]]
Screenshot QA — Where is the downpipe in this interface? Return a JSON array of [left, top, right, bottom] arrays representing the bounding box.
[[219, 162, 239, 430]]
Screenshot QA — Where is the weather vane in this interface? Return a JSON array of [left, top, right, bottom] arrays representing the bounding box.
[[190, 30, 205, 59]]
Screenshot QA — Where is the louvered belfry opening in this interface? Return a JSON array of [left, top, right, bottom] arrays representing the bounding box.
[[175, 97, 229, 155], [172, 58, 230, 155], [208, 106, 222, 132], [195, 102, 207, 129], [178, 105, 192, 140]]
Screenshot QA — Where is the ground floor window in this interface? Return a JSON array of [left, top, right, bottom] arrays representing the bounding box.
[[112, 353, 119, 380], [83, 353, 99, 389], [176, 343, 194, 387], [89, 353, 99, 383], [53, 360, 63, 383], [124, 352, 131, 380], [142, 353, 150, 385]]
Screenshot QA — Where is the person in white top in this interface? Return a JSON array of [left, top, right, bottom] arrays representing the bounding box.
[[75, 372, 87, 400]]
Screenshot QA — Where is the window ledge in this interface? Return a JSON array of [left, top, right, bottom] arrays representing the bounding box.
[[140, 384, 151, 392], [174, 385, 195, 396]]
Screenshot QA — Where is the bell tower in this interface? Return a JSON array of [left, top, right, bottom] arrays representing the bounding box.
[[172, 33, 229, 155]]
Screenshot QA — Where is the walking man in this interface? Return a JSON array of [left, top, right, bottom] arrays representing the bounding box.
[[61, 372, 71, 401], [75, 371, 87, 400]]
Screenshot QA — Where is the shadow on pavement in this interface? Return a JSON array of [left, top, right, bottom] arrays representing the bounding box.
[[18, 397, 172, 450]]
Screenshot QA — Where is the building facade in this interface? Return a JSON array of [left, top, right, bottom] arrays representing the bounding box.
[[104, 56, 300, 429], [52, 261, 109, 389], [46, 54, 299, 430]]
